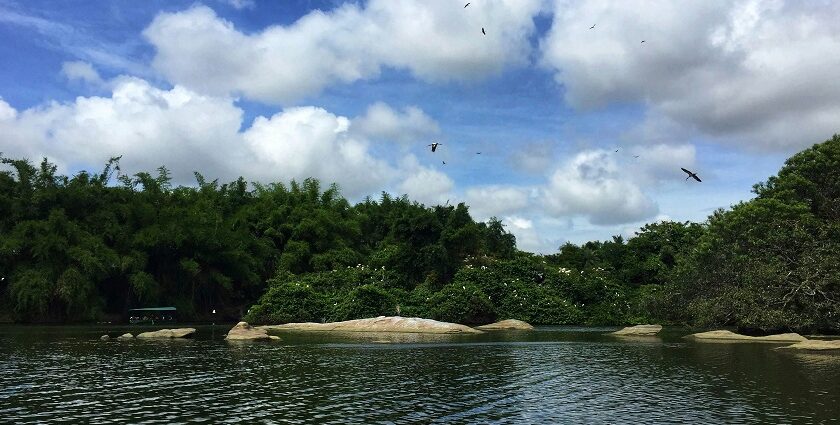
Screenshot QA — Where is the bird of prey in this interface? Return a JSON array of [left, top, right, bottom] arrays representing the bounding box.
[[482, 27, 486, 35], [589, 24, 596, 29], [464, 2, 470, 7], [681, 167, 702, 182], [428, 142, 442, 152]]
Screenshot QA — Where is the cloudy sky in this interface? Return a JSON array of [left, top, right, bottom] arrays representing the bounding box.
[[2, 0, 838, 253]]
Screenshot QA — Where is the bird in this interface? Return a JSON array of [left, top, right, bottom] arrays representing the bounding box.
[[589, 24, 596, 29], [445, 199, 450, 206], [680, 167, 702, 182], [641, 40, 646, 43], [482, 27, 486, 35], [428, 142, 442, 152], [464, 2, 470, 7], [615, 148, 620, 152], [633, 155, 640, 158], [442, 160, 446, 165], [476, 152, 481, 155]]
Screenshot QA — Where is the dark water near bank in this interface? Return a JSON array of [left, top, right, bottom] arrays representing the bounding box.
[[1, 325, 838, 424]]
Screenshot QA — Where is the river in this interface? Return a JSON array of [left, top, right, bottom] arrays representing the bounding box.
[[1, 325, 838, 424]]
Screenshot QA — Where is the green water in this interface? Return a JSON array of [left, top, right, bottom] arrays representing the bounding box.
[[1, 325, 838, 424]]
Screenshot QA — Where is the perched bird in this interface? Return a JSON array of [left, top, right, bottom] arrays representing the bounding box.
[[590, 24, 596, 29], [482, 27, 486, 35], [464, 2, 470, 7], [681, 167, 702, 182], [428, 142, 442, 152]]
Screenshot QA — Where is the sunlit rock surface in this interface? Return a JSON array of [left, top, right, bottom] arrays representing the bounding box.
[[259, 316, 482, 334], [611, 324, 662, 336], [136, 328, 196, 339], [686, 330, 805, 342], [475, 319, 534, 330], [225, 321, 280, 341]]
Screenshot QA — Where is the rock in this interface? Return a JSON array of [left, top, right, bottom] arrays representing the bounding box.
[[136, 328, 196, 339], [259, 316, 482, 334], [100, 334, 110, 341], [225, 321, 280, 341], [475, 319, 534, 331], [117, 333, 134, 340], [685, 330, 806, 343], [611, 324, 662, 336], [776, 339, 840, 351]]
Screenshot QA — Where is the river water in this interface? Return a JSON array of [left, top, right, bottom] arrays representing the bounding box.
[[0, 325, 838, 424]]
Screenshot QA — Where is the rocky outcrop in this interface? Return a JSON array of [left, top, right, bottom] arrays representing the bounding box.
[[225, 321, 280, 341], [259, 316, 482, 334], [117, 333, 134, 340], [776, 339, 840, 351], [685, 330, 806, 342], [100, 335, 110, 341], [611, 324, 662, 336], [475, 319, 534, 331], [136, 328, 196, 339]]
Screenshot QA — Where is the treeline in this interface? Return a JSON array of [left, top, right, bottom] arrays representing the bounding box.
[[2, 135, 839, 332]]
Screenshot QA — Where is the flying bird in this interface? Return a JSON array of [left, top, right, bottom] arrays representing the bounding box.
[[615, 148, 620, 152], [641, 40, 646, 43], [476, 152, 481, 155], [589, 24, 596, 29], [442, 160, 446, 165], [633, 155, 640, 158], [482, 27, 486, 35], [681, 167, 702, 182], [464, 2, 470, 7], [428, 142, 442, 152]]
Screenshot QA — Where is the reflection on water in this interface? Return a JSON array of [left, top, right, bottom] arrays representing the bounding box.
[[0, 325, 838, 423]]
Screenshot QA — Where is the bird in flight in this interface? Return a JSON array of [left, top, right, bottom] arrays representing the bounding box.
[[615, 148, 620, 152], [589, 24, 596, 29], [476, 152, 482, 155], [442, 160, 446, 165], [482, 27, 486, 35], [681, 167, 702, 182], [428, 142, 442, 152], [641, 40, 646, 43], [464, 2, 470, 7], [633, 155, 640, 158]]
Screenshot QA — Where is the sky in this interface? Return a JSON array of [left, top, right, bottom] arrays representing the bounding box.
[[1, 0, 838, 253]]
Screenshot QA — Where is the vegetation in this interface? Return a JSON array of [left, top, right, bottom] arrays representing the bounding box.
[[2, 134, 839, 333]]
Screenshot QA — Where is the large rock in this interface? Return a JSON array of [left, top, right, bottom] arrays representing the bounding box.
[[259, 316, 482, 334], [136, 328, 196, 339], [776, 339, 840, 351], [100, 334, 110, 341], [685, 330, 806, 342], [475, 319, 534, 331], [225, 321, 280, 341], [611, 324, 662, 336], [116, 333, 134, 340]]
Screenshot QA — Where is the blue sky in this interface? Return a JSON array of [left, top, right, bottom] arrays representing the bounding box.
[[2, 0, 837, 252]]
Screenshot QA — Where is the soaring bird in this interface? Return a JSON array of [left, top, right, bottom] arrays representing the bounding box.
[[681, 167, 702, 182], [442, 160, 446, 165], [482, 27, 486, 35], [589, 24, 596, 29], [464, 2, 470, 7], [476, 152, 482, 155], [641, 40, 646, 43], [428, 142, 442, 152], [633, 155, 640, 158]]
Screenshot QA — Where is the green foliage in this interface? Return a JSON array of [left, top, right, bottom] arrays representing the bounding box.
[[244, 280, 327, 324], [333, 284, 398, 321], [429, 282, 496, 324]]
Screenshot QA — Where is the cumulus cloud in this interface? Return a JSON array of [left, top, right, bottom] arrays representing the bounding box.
[[143, 1, 542, 104], [61, 61, 103, 86], [541, 150, 658, 225], [508, 141, 556, 174], [541, 0, 840, 150], [352, 102, 440, 144], [0, 77, 403, 198], [396, 156, 453, 206], [222, 0, 255, 10], [465, 185, 531, 220]]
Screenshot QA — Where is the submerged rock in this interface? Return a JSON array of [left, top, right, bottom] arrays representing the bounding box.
[[685, 330, 805, 342], [259, 316, 482, 334], [776, 339, 840, 351], [611, 324, 662, 336], [117, 333, 134, 340], [225, 321, 280, 341], [136, 328, 196, 339], [475, 319, 534, 331]]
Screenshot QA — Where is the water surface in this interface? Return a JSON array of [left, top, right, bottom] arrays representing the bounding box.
[[1, 325, 838, 424]]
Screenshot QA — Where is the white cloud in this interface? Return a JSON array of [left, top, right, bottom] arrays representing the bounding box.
[[396, 156, 453, 206], [541, 150, 658, 225], [508, 141, 555, 174], [143, 1, 542, 104], [61, 61, 103, 86], [541, 0, 840, 151], [222, 0, 255, 10], [465, 185, 531, 220], [0, 77, 404, 198], [352, 102, 440, 144]]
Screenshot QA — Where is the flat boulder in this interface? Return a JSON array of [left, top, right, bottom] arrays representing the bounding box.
[[685, 330, 806, 343], [136, 328, 196, 339], [225, 321, 280, 341], [259, 316, 482, 334], [776, 339, 840, 352], [117, 333, 134, 340], [611, 324, 662, 336], [475, 319, 534, 331], [100, 335, 110, 341]]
